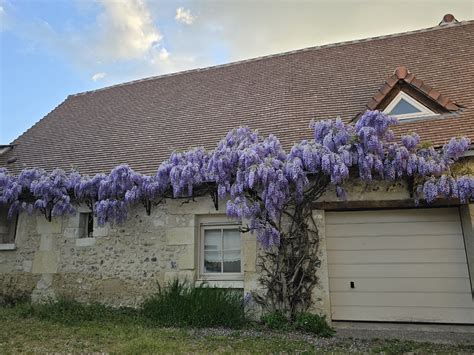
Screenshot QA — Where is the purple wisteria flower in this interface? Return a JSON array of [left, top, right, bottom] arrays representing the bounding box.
[[1, 110, 473, 247]]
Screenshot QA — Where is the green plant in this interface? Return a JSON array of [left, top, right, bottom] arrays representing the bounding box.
[[0, 292, 30, 308], [294, 312, 335, 337], [20, 298, 139, 325], [141, 279, 246, 328], [261, 311, 290, 330]]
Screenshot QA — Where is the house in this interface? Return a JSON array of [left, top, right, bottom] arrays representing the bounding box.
[[1, 14, 473, 324]]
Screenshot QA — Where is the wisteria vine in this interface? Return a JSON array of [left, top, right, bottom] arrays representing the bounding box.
[[1, 110, 473, 247]]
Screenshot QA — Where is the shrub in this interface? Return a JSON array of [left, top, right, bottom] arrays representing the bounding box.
[[141, 279, 246, 328], [294, 313, 335, 337], [261, 311, 290, 330]]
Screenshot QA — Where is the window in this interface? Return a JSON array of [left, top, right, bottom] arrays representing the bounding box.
[[200, 218, 242, 280], [0, 207, 17, 248], [383, 91, 437, 120], [78, 212, 94, 238]]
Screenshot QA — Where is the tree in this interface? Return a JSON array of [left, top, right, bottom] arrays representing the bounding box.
[[1, 110, 473, 318]]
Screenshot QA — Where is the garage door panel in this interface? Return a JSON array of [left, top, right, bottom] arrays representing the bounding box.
[[328, 249, 466, 264], [329, 278, 472, 293], [331, 291, 474, 308], [332, 306, 474, 324], [326, 208, 474, 323], [327, 208, 460, 224], [327, 235, 465, 250], [326, 221, 462, 238], [328, 263, 469, 278]]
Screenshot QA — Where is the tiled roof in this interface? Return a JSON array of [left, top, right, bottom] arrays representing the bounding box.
[[1, 19, 474, 175]]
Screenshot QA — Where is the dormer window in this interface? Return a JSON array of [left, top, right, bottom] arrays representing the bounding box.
[[367, 67, 460, 122], [383, 91, 437, 120]]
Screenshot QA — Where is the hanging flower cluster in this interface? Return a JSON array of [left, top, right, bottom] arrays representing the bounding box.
[[208, 127, 288, 247], [157, 147, 212, 197], [1, 110, 473, 247]]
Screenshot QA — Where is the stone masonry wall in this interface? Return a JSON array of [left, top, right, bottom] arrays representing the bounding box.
[[0, 196, 255, 307]]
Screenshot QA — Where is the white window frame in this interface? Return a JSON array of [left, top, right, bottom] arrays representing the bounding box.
[[198, 216, 243, 281], [383, 91, 437, 120]]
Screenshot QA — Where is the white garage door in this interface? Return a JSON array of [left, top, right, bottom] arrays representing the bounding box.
[[326, 207, 474, 324]]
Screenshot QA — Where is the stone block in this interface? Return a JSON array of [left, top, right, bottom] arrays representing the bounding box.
[[22, 260, 32, 272], [168, 198, 213, 215], [166, 214, 195, 228], [153, 216, 165, 227], [67, 213, 81, 228], [243, 238, 257, 272], [178, 270, 196, 282], [167, 196, 228, 215], [166, 227, 195, 245], [309, 209, 331, 323], [36, 216, 62, 235], [178, 245, 195, 270], [39, 235, 56, 251], [63, 227, 80, 239], [31, 274, 56, 304], [32, 250, 60, 274], [196, 280, 244, 289], [93, 224, 109, 237], [164, 270, 196, 284], [76, 237, 96, 247]]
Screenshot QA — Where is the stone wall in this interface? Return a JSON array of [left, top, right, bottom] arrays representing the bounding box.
[[0, 196, 255, 307]]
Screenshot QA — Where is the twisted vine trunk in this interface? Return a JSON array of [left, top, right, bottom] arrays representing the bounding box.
[[254, 178, 329, 319]]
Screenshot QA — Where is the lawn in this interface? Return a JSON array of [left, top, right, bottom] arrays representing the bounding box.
[[1, 307, 474, 354]]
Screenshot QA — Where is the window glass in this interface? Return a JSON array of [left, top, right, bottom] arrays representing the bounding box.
[[387, 98, 422, 116], [202, 226, 241, 275], [204, 229, 222, 273], [223, 229, 241, 273]]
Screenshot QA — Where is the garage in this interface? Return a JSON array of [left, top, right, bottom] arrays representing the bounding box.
[[326, 207, 474, 324]]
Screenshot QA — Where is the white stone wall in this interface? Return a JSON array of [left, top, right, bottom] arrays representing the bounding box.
[[0, 196, 256, 307]]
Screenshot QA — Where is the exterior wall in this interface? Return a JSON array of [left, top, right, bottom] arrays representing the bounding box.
[[0, 197, 257, 307], [1, 166, 473, 321]]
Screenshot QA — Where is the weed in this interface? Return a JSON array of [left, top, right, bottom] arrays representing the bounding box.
[[141, 279, 246, 328], [294, 312, 335, 337], [261, 311, 290, 330]]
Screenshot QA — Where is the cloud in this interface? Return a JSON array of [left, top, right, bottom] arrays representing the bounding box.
[[158, 48, 170, 61], [0, 1, 8, 31], [92, 72, 107, 81], [6, 0, 163, 68], [4, 0, 474, 88], [175, 7, 195, 25], [94, 0, 162, 61]]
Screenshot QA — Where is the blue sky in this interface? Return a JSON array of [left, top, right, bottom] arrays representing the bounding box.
[[1, 0, 473, 144]]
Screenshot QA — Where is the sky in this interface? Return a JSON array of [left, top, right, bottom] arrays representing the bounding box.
[[0, 0, 473, 144]]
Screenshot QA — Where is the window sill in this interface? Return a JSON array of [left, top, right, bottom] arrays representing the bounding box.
[[0, 243, 16, 251], [195, 279, 244, 289], [75, 237, 96, 247]]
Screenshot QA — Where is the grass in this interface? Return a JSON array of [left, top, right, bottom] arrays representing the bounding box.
[[0, 306, 311, 353], [2, 305, 474, 353]]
